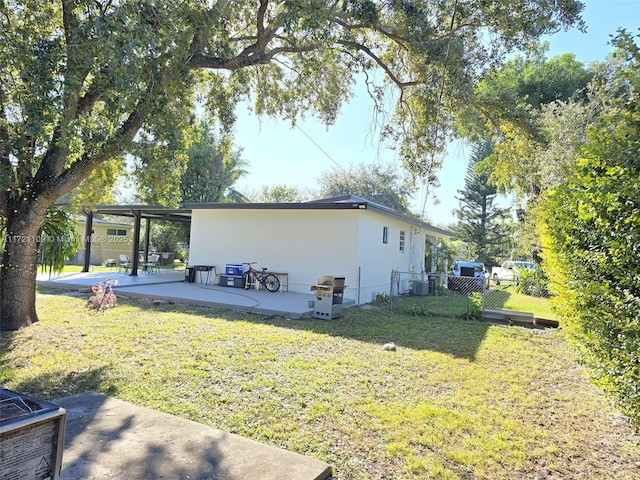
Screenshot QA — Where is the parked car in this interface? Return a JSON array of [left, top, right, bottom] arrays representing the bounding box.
[[491, 260, 536, 285], [448, 260, 489, 292]]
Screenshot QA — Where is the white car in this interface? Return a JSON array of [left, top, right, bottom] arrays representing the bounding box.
[[449, 261, 489, 291], [491, 261, 536, 285]]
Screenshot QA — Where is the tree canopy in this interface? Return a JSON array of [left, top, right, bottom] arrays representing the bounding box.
[[255, 184, 306, 203], [456, 49, 592, 196], [180, 121, 248, 205], [0, 0, 585, 330], [316, 163, 414, 214]]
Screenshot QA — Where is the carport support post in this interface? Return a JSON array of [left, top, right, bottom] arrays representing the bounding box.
[[130, 210, 142, 276], [82, 211, 93, 273], [142, 218, 151, 263]]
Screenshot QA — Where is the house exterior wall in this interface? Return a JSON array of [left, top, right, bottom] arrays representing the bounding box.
[[355, 211, 427, 302], [189, 209, 359, 297], [74, 222, 133, 266], [189, 207, 426, 304]]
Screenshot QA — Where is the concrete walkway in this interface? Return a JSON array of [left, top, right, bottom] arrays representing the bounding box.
[[56, 392, 332, 480]]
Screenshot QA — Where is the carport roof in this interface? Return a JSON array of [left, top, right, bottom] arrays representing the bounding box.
[[85, 205, 192, 223]]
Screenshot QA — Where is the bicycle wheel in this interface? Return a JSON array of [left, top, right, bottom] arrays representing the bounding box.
[[105, 292, 117, 307], [263, 274, 280, 292], [243, 271, 253, 290]]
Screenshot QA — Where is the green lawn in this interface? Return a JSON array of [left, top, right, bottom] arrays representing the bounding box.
[[1, 291, 638, 479], [483, 284, 556, 319], [40, 261, 186, 275]]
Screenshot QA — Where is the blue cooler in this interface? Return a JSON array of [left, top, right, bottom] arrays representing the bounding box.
[[225, 264, 243, 276]]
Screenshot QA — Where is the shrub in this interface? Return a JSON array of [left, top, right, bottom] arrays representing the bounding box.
[[539, 33, 640, 429], [513, 265, 548, 297]]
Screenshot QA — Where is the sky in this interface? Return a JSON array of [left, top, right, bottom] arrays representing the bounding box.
[[232, 0, 640, 228]]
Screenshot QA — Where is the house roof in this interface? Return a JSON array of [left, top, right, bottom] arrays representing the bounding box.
[[183, 195, 455, 239], [85, 196, 455, 238]]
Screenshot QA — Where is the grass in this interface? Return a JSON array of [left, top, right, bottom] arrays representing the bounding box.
[[483, 284, 556, 319], [2, 291, 639, 479], [38, 261, 186, 277]]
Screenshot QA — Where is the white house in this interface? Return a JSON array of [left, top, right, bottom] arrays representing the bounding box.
[[185, 195, 455, 304]]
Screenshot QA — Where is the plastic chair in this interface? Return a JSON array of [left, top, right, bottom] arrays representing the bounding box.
[[142, 254, 160, 273], [118, 254, 132, 273]]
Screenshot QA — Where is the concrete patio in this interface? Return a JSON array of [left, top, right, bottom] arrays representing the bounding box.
[[37, 268, 353, 319]]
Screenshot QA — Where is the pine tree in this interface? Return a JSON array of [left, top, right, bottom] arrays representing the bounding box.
[[454, 141, 511, 265]]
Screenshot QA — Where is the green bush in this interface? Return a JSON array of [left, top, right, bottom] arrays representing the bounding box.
[[513, 265, 548, 297], [539, 33, 640, 429]]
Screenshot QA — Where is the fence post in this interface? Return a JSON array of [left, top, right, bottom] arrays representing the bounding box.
[[389, 270, 400, 311]]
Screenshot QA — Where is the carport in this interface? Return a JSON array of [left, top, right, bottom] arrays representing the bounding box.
[[82, 205, 192, 276]]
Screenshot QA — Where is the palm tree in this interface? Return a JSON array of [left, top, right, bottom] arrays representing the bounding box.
[[38, 206, 80, 277]]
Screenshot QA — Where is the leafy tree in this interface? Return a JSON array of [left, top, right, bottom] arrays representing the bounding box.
[[148, 221, 189, 263], [457, 50, 592, 196], [180, 122, 248, 204], [539, 31, 640, 428], [455, 51, 593, 264], [0, 0, 585, 329], [453, 140, 511, 265], [256, 185, 306, 203], [506, 98, 592, 260], [316, 164, 414, 214]]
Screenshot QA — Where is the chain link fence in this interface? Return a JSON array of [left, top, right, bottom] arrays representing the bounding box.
[[483, 272, 555, 323], [389, 270, 556, 324]]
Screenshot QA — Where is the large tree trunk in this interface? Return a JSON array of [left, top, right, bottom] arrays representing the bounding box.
[[1, 206, 45, 331]]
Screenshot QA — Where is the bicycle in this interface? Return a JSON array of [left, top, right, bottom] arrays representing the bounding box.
[[86, 279, 118, 308], [242, 262, 281, 293]]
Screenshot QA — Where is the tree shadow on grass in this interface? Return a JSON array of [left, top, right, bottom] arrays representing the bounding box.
[[5, 366, 117, 401], [174, 297, 492, 362], [483, 288, 511, 310], [36, 278, 490, 360], [299, 310, 490, 361]]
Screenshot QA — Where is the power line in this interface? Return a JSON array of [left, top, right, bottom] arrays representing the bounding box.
[[419, 0, 459, 223], [294, 124, 347, 173]]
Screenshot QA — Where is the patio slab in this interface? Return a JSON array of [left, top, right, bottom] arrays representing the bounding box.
[[37, 270, 353, 319], [56, 392, 332, 480]]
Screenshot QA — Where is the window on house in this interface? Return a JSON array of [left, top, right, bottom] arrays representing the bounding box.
[[107, 228, 127, 236], [399, 230, 405, 252], [382, 226, 388, 244]]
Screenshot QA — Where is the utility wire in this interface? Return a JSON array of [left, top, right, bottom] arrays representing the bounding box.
[[419, 0, 458, 223], [295, 124, 348, 173]]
